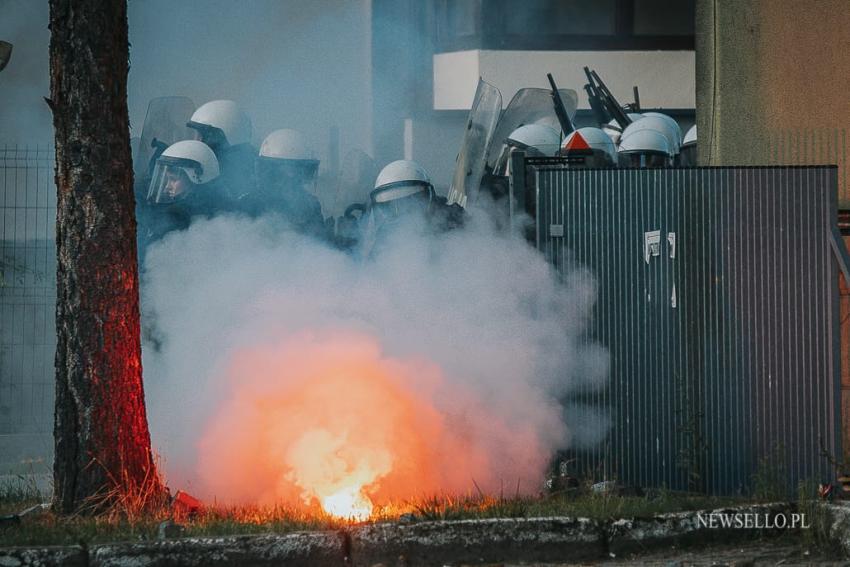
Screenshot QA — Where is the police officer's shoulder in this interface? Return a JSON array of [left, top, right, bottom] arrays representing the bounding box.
[[430, 196, 465, 230]]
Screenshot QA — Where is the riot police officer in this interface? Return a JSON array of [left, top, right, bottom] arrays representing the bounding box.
[[137, 140, 224, 258], [680, 125, 697, 166], [559, 127, 618, 168], [618, 117, 677, 168], [186, 99, 256, 201], [480, 123, 560, 228], [360, 160, 463, 257], [247, 128, 327, 239]]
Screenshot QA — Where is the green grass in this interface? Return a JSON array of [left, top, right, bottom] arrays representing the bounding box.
[[371, 488, 750, 523], [0, 475, 44, 517], [0, 483, 783, 548], [0, 499, 344, 547]]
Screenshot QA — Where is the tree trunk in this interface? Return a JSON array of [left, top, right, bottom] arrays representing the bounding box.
[[49, 0, 163, 514]]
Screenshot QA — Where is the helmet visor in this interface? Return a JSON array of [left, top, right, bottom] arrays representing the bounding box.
[[619, 152, 670, 168], [188, 121, 228, 151], [147, 159, 199, 203], [371, 181, 430, 204], [679, 145, 697, 166], [372, 190, 431, 224]]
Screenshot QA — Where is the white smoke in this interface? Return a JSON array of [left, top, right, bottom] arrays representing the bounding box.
[[140, 206, 608, 500]]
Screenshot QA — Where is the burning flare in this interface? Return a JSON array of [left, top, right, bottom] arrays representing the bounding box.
[[194, 330, 552, 515], [322, 485, 373, 521]]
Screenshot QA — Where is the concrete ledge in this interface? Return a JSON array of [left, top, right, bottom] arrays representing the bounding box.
[[0, 504, 816, 566], [349, 516, 604, 566], [90, 531, 346, 567], [826, 501, 850, 556], [0, 545, 87, 567], [608, 502, 793, 556]]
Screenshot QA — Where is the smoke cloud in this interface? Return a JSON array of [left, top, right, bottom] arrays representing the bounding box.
[[141, 207, 608, 507]]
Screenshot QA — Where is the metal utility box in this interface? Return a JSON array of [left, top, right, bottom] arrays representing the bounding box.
[[512, 159, 841, 495]]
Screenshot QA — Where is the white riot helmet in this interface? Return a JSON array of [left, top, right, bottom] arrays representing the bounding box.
[[260, 129, 316, 162], [257, 129, 320, 187], [370, 160, 434, 221], [622, 115, 680, 154], [147, 140, 220, 203], [642, 112, 682, 154], [560, 127, 618, 167], [187, 100, 252, 150], [493, 123, 560, 176], [679, 124, 697, 166], [507, 124, 560, 154], [683, 124, 697, 147], [602, 113, 644, 146], [618, 122, 674, 168]]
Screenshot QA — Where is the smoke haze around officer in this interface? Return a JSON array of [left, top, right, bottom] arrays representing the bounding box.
[[140, 199, 610, 497]]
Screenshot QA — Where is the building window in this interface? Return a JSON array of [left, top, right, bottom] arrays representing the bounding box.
[[503, 0, 617, 36], [434, 0, 695, 52], [633, 0, 695, 35]]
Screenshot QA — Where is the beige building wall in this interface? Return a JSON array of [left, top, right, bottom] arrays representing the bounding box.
[[697, 0, 850, 462], [696, 0, 850, 204]]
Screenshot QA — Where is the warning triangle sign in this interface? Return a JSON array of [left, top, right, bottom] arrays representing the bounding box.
[[563, 132, 591, 151]]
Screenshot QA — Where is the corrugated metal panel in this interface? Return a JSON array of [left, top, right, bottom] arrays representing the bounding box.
[[529, 162, 840, 495]]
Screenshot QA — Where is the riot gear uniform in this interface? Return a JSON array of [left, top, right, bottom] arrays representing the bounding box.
[[187, 100, 256, 201], [559, 127, 618, 168], [618, 119, 675, 168], [246, 129, 327, 239], [137, 140, 226, 256], [680, 125, 697, 166], [361, 160, 463, 257]]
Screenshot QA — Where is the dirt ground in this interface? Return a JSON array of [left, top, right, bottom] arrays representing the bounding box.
[[502, 538, 847, 566]]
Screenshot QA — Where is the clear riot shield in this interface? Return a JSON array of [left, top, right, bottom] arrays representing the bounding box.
[[485, 88, 578, 171], [135, 96, 196, 180], [332, 148, 379, 246], [446, 79, 502, 208], [332, 148, 379, 220]]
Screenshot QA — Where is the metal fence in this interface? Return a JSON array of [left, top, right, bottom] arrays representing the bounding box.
[[517, 161, 842, 495], [0, 146, 56, 473]]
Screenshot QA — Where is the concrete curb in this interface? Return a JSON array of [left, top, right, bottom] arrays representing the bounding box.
[[608, 502, 793, 556], [0, 544, 87, 566], [825, 501, 850, 556], [350, 516, 603, 566], [0, 504, 809, 566], [90, 531, 346, 567]]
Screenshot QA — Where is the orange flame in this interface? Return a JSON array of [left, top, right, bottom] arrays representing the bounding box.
[[322, 485, 373, 521], [193, 330, 550, 515]]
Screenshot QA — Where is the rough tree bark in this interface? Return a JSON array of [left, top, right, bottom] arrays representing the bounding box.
[[49, 0, 163, 514]]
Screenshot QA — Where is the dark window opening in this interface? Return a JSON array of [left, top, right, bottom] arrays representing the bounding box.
[[504, 0, 617, 36], [435, 0, 695, 52], [633, 0, 695, 36]]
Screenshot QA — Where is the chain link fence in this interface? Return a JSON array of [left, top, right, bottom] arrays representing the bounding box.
[[0, 145, 56, 477]]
